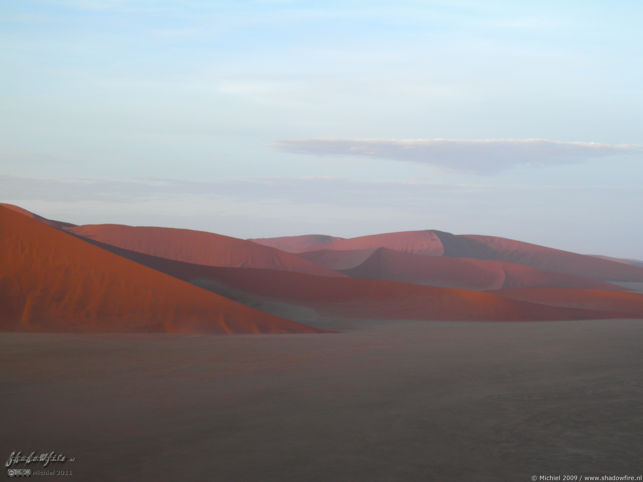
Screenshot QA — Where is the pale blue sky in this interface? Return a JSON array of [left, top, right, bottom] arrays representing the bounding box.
[[1, 1, 642, 257]]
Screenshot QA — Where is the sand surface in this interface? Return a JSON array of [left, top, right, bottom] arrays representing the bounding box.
[[2, 319, 642, 481]]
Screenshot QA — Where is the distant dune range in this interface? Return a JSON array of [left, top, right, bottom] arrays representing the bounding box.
[[255, 230, 643, 282], [2, 203, 642, 333], [62, 242, 643, 322], [0, 207, 323, 334]]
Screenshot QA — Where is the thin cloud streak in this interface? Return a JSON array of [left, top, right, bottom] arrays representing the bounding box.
[[3, 174, 640, 204], [274, 139, 642, 174], [2, 174, 641, 257]]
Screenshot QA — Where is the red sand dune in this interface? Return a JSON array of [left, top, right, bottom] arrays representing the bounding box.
[[0, 207, 322, 334], [87, 245, 634, 322], [0, 203, 76, 229], [340, 247, 620, 291], [249, 234, 344, 253], [497, 288, 643, 317], [66, 224, 343, 278], [434, 232, 643, 282]]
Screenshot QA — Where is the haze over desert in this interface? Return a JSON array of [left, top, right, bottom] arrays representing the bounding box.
[[2, 1, 643, 480]]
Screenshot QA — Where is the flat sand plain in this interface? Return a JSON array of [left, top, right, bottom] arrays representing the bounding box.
[[2, 319, 642, 481]]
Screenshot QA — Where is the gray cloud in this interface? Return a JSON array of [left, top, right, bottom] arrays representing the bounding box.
[[274, 139, 641, 174]]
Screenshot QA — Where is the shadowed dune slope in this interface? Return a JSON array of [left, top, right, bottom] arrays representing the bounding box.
[[341, 248, 622, 291], [84, 244, 636, 322], [434, 232, 643, 282], [0, 203, 76, 229], [67, 224, 343, 278], [249, 234, 344, 253], [497, 288, 643, 316], [0, 207, 322, 334]]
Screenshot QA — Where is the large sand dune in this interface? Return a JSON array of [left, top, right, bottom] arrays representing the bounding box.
[[0, 207, 322, 334], [67, 224, 343, 278]]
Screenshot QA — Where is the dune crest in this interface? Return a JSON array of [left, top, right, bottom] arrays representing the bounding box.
[[0, 203, 76, 229]]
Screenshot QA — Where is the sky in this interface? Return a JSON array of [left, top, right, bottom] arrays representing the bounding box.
[[1, 0, 642, 257]]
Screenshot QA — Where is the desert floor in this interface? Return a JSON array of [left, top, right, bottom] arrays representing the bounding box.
[[2, 319, 642, 481]]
